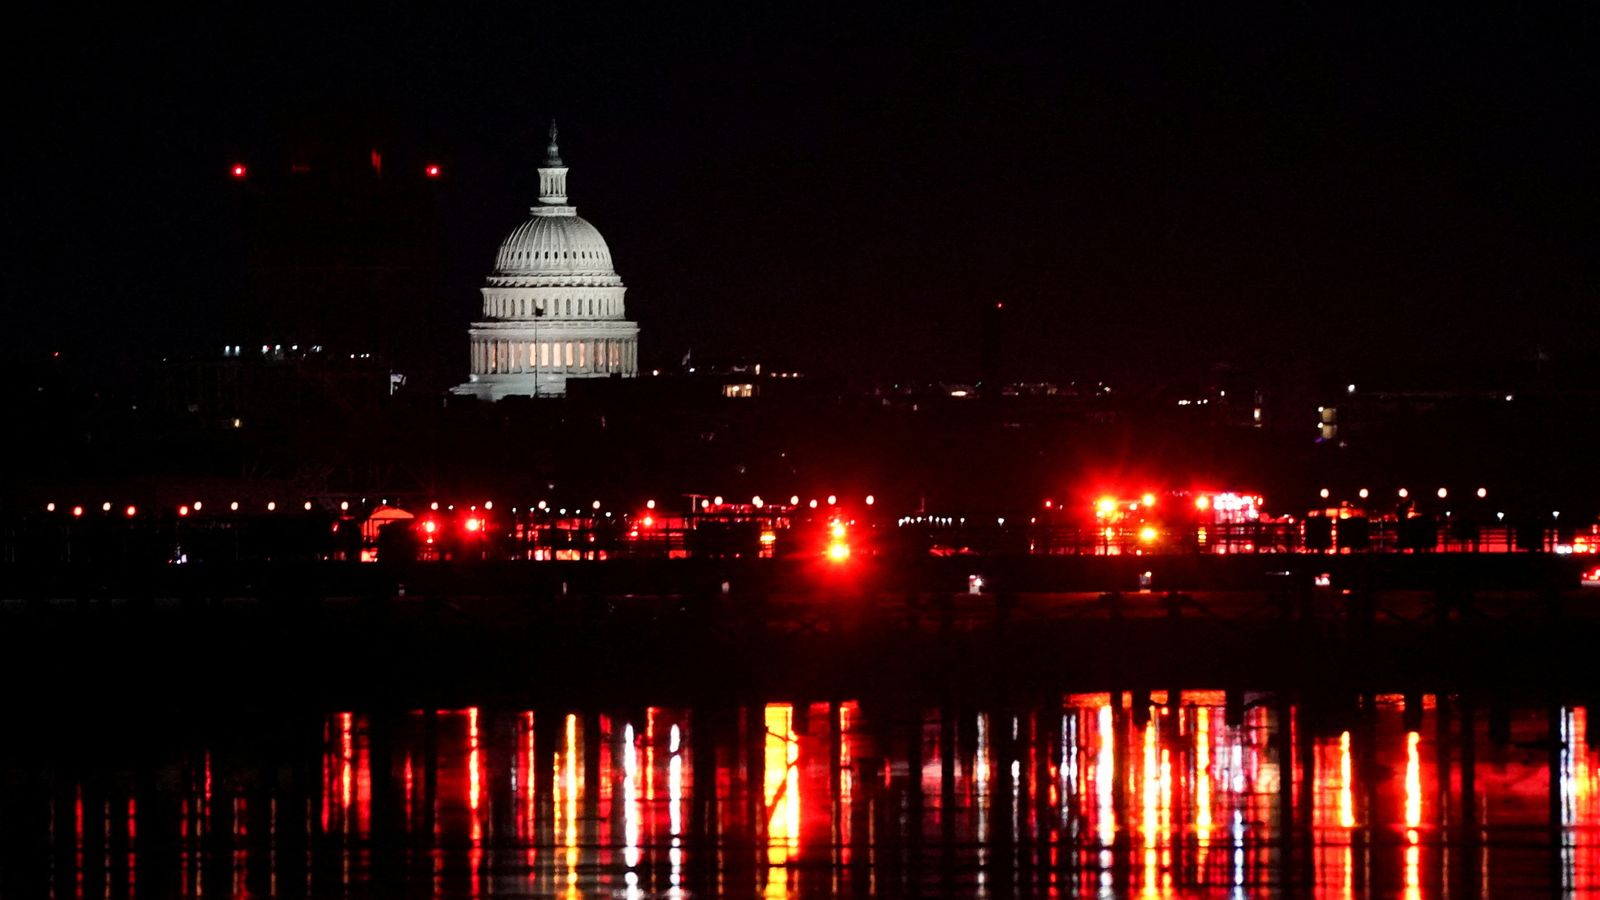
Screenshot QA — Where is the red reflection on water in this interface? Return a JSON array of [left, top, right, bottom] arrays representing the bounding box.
[[25, 698, 1600, 898]]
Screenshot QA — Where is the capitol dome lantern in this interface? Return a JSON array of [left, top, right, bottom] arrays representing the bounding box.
[[453, 122, 640, 399]]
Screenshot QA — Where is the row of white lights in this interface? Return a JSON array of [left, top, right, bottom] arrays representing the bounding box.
[[1320, 487, 1489, 501], [42, 494, 880, 517]]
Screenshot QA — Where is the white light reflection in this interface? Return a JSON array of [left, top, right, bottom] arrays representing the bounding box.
[[623, 723, 641, 870], [668, 724, 684, 893], [1096, 704, 1114, 849]]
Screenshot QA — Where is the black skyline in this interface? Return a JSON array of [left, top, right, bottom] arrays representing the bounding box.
[[12, 6, 1598, 390]]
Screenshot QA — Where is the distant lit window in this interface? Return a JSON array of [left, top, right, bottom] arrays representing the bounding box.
[[723, 383, 755, 398], [565, 342, 574, 367]]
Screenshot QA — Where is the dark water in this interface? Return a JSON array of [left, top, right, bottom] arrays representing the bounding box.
[[2, 694, 1596, 898]]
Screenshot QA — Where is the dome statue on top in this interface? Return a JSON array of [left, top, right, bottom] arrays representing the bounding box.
[[452, 121, 640, 400]]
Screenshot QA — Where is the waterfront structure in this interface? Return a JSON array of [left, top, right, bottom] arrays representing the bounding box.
[[453, 123, 639, 399]]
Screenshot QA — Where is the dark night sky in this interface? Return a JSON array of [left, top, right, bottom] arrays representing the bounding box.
[[11, 5, 1598, 390]]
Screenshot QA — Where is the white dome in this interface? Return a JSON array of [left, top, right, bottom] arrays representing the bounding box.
[[492, 214, 617, 278]]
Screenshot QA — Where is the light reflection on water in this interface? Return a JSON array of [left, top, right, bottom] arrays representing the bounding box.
[[3, 696, 1597, 898]]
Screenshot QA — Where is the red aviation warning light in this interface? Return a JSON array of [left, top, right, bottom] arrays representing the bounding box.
[[424, 163, 441, 179], [230, 163, 247, 180], [826, 517, 851, 562]]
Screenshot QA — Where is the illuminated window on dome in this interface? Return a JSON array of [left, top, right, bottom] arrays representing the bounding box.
[[565, 342, 574, 367], [578, 342, 587, 369], [610, 343, 620, 369]]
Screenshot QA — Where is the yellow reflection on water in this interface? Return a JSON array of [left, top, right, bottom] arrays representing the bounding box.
[[1096, 703, 1115, 849], [1404, 730, 1421, 830], [1339, 731, 1355, 829], [554, 713, 581, 898], [764, 704, 800, 898], [1196, 707, 1212, 841]]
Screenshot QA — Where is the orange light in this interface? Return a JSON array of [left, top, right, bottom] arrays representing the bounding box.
[[1194, 495, 1210, 511], [830, 521, 847, 540], [1096, 497, 1117, 516], [827, 542, 850, 562], [178, 505, 190, 517], [1139, 526, 1158, 543], [1141, 492, 1156, 508], [125, 505, 137, 518], [71, 505, 84, 518], [465, 517, 482, 532], [422, 520, 437, 534]]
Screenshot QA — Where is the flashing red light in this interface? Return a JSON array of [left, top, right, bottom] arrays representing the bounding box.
[[1195, 495, 1211, 511], [71, 506, 84, 518], [125, 505, 137, 518], [422, 520, 437, 534], [640, 515, 654, 528], [425, 164, 441, 178], [230, 163, 247, 179], [464, 517, 482, 533], [178, 505, 190, 517]]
